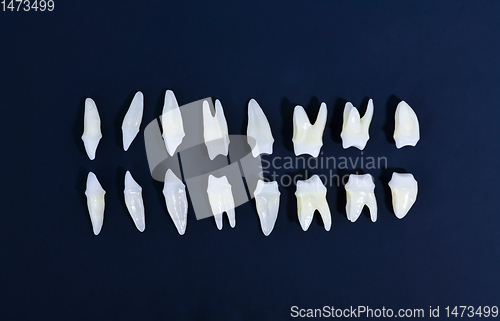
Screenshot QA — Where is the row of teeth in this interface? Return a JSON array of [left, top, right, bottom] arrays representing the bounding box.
[[85, 171, 418, 236], [81, 91, 420, 160]]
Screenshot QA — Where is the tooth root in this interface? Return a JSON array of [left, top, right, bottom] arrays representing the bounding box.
[[163, 169, 188, 235], [206, 175, 236, 230], [203, 100, 230, 160], [345, 174, 377, 222], [81, 98, 102, 160], [124, 171, 145, 232], [253, 180, 280, 236], [85, 172, 106, 235], [247, 99, 274, 157], [341, 99, 374, 150], [394, 101, 420, 148], [388, 172, 418, 219], [295, 175, 331, 231], [161, 90, 186, 156], [292, 103, 327, 157], [121, 91, 144, 151]]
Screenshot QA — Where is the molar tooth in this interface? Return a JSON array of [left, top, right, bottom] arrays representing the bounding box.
[[340, 99, 374, 150], [253, 180, 280, 236], [163, 169, 188, 235], [292, 103, 327, 157], [388, 172, 418, 219], [295, 175, 331, 231], [203, 100, 230, 160], [85, 172, 106, 235], [122, 91, 144, 151], [81, 98, 102, 160], [345, 174, 377, 222], [393, 101, 420, 148], [207, 175, 235, 230], [161, 90, 185, 156], [124, 171, 145, 232], [247, 99, 274, 157]]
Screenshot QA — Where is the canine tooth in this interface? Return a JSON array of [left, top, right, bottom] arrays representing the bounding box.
[[345, 174, 377, 222], [203, 100, 230, 160], [295, 175, 331, 231], [340, 99, 374, 150], [247, 99, 274, 157], [124, 171, 145, 232], [163, 169, 188, 235], [207, 175, 235, 230], [394, 101, 420, 148], [253, 180, 280, 236], [81, 98, 102, 160], [292, 103, 327, 157], [85, 172, 106, 235], [388, 172, 418, 219], [121, 91, 144, 151], [161, 90, 185, 156]]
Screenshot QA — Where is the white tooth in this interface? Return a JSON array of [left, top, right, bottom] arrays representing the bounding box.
[[203, 100, 230, 160], [121, 91, 144, 151], [345, 174, 377, 222], [253, 180, 280, 236], [161, 90, 185, 156], [163, 169, 188, 235], [247, 99, 274, 157], [393, 101, 420, 148], [388, 172, 418, 219], [295, 175, 331, 231], [292, 103, 327, 157], [123, 171, 145, 232], [81, 98, 102, 160], [206, 175, 235, 230], [340, 99, 374, 150], [85, 172, 106, 235]]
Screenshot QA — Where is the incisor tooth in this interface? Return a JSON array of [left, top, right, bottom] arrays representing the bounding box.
[[85, 172, 105, 235], [345, 174, 377, 222], [254, 180, 280, 236], [295, 175, 331, 231], [388, 172, 418, 219], [247, 99, 274, 157], [124, 171, 145, 232], [340, 99, 374, 150], [394, 101, 420, 148], [207, 175, 235, 230], [163, 169, 188, 235], [122, 91, 144, 151], [292, 103, 327, 157], [81, 98, 102, 160], [203, 100, 230, 160], [161, 90, 186, 156]]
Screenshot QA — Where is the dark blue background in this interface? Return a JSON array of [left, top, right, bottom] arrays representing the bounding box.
[[1, 1, 499, 320]]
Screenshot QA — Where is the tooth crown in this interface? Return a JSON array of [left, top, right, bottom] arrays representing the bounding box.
[[85, 172, 106, 235], [345, 174, 377, 222], [81, 98, 102, 160], [388, 172, 418, 219], [124, 171, 145, 232], [121, 91, 144, 151], [161, 90, 186, 156], [394, 101, 420, 148], [207, 175, 236, 230], [295, 175, 331, 231], [254, 180, 280, 236], [292, 103, 327, 157], [340, 99, 374, 150], [203, 100, 230, 160], [247, 98, 274, 157], [163, 169, 188, 235]]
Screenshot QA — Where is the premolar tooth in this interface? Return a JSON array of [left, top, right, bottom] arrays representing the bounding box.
[[292, 103, 327, 157], [163, 169, 188, 235], [340, 99, 374, 150], [394, 101, 420, 148], [253, 180, 280, 236], [161, 90, 185, 156], [122, 91, 144, 151], [247, 99, 274, 157], [345, 174, 377, 222], [207, 175, 235, 230], [295, 175, 331, 231], [388, 172, 418, 219], [203, 100, 230, 160], [81, 98, 102, 160], [124, 171, 145, 232], [85, 172, 106, 235]]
